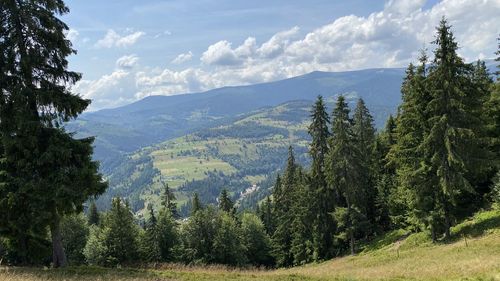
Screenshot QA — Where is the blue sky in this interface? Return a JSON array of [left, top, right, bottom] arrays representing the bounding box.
[[63, 0, 499, 110]]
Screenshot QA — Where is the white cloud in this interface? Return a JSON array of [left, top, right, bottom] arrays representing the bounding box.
[[95, 29, 145, 48], [257, 26, 300, 59], [154, 30, 172, 39], [201, 40, 243, 66], [116, 54, 139, 69], [171, 51, 193, 64], [66, 29, 79, 42], [80, 0, 500, 110], [74, 70, 137, 110]]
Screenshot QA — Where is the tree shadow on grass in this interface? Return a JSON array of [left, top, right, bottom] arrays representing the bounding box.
[[447, 211, 500, 243]]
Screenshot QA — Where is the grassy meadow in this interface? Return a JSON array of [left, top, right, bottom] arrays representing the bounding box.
[[2, 209, 499, 281]]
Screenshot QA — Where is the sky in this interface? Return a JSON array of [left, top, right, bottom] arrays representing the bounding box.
[[63, 0, 500, 111]]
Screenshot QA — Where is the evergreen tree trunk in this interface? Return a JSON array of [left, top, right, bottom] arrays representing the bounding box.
[[50, 212, 68, 268]]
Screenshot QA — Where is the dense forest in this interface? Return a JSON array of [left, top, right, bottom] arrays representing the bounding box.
[[0, 0, 499, 270]]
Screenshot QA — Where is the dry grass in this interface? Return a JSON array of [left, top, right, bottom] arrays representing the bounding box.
[[282, 231, 500, 280]]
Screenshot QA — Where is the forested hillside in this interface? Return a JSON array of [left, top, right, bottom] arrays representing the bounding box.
[[99, 100, 315, 216], [67, 69, 406, 173], [1, 0, 499, 278]]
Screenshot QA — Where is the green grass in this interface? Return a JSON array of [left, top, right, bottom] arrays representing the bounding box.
[[2, 209, 499, 281]]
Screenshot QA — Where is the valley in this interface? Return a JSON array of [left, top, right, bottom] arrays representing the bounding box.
[[75, 69, 408, 215]]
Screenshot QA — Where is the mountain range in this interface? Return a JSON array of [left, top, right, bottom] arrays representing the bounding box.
[[67, 61, 495, 215]]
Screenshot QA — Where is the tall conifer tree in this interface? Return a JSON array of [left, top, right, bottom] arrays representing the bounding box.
[[161, 182, 178, 218], [391, 54, 438, 237], [423, 18, 489, 238], [308, 95, 334, 260], [326, 96, 367, 254], [140, 206, 161, 262], [259, 196, 274, 235], [191, 193, 202, 214], [0, 0, 107, 266], [218, 189, 235, 214], [352, 98, 376, 229], [272, 146, 297, 266], [88, 201, 100, 226]]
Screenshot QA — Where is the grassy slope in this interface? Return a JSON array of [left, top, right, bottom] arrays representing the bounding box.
[[111, 101, 312, 214], [2, 209, 499, 281]]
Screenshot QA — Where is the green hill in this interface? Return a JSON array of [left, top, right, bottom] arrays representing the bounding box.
[[98, 100, 317, 215], [2, 209, 498, 280], [68, 68, 406, 173]]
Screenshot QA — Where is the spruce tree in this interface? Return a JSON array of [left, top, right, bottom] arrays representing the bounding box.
[[259, 196, 274, 235], [88, 201, 100, 226], [0, 0, 107, 266], [180, 206, 218, 264], [140, 206, 161, 262], [391, 53, 439, 238], [486, 43, 500, 167], [102, 198, 140, 265], [218, 189, 235, 214], [373, 116, 400, 229], [290, 168, 314, 265], [326, 96, 367, 255], [352, 98, 376, 231], [157, 206, 178, 262], [272, 146, 297, 266], [468, 60, 500, 192], [191, 193, 202, 214], [161, 182, 178, 218], [308, 95, 334, 260], [422, 18, 490, 239]]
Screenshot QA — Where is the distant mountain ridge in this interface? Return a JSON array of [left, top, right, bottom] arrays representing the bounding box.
[[73, 60, 497, 213], [68, 67, 408, 171]]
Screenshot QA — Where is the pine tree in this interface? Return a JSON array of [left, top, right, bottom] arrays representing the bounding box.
[[352, 98, 376, 231], [390, 53, 439, 238], [272, 146, 297, 266], [161, 182, 178, 218], [103, 198, 140, 265], [191, 193, 202, 214], [422, 18, 490, 239], [383, 115, 397, 148], [372, 117, 399, 229], [487, 41, 500, 167], [157, 206, 178, 262], [83, 225, 108, 266], [462, 61, 495, 203], [180, 206, 218, 264], [272, 174, 282, 214], [0, 0, 107, 266], [290, 168, 314, 265], [326, 96, 367, 255], [218, 189, 234, 214], [259, 196, 274, 235], [88, 201, 100, 226], [140, 206, 161, 262], [308, 95, 334, 260]]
